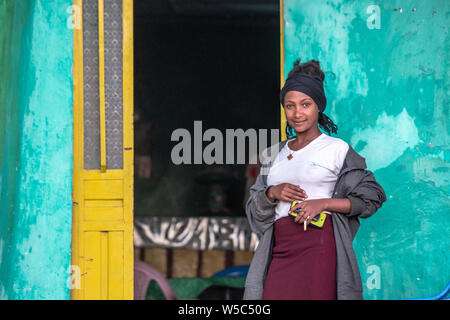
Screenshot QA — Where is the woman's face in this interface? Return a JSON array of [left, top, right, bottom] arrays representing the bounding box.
[[283, 90, 320, 134]]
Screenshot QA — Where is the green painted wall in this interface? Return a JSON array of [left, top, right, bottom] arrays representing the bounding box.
[[283, 0, 449, 299], [0, 0, 73, 299]]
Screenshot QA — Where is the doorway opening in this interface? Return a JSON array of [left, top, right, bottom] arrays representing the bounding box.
[[133, 0, 279, 300]]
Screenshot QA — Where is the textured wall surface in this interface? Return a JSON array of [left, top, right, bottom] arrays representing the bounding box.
[[283, 0, 449, 299], [0, 0, 73, 299]]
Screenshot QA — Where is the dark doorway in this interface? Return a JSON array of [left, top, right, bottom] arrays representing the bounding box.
[[133, 0, 280, 218]]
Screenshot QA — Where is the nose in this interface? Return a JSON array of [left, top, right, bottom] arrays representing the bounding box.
[[293, 106, 303, 118]]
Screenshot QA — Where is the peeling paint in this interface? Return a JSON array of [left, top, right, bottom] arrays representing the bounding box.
[[413, 155, 449, 188], [351, 108, 419, 171]]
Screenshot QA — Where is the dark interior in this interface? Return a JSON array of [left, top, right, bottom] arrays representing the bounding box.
[[133, 0, 280, 217]]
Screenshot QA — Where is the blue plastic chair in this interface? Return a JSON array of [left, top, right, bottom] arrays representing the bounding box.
[[403, 282, 450, 300], [212, 265, 250, 278]]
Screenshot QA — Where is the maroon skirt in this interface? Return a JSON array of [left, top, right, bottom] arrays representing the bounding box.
[[262, 215, 337, 300]]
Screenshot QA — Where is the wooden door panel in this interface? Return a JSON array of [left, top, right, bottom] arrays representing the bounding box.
[[71, 0, 133, 300]]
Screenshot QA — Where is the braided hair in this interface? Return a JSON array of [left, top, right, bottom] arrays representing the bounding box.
[[284, 59, 337, 138]]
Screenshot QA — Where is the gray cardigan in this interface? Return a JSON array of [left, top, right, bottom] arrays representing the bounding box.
[[243, 139, 387, 300]]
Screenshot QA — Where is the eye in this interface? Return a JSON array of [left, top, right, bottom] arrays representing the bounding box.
[[302, 103, 311, 108], [286, 104, 294, 109]]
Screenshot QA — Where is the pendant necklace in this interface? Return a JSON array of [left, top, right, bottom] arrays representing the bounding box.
[[287, 142, 296, 160], [287, 137, 317, 160]]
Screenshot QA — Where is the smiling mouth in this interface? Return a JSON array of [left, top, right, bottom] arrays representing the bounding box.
[[293, 120, 306, 125]]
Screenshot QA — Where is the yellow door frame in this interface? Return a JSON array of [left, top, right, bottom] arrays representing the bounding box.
[[71, 0, 134, 300]]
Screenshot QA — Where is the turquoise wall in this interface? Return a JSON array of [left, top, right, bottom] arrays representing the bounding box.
[[283, 0, 449, 299], [0, 0, 73, 299]]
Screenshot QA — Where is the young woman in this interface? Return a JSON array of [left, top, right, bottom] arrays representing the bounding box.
[[243, 59, 387, 300]]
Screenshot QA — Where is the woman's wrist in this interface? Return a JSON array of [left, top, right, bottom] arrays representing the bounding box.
[[321, 198, 330, 212], [265, 186, 276, 203]]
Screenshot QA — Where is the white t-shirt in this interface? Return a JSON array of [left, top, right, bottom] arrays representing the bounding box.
[[267, 133, 349, 221]]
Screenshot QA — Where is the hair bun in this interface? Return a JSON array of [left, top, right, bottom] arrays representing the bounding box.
[[289, 59, 325, 81]]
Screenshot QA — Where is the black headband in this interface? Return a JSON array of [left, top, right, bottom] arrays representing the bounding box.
[[280, 73, 327, 112]]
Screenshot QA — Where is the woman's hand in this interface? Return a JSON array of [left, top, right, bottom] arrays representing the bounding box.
[[289, 199, 328, 224], [266, 183, 308, 203]]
